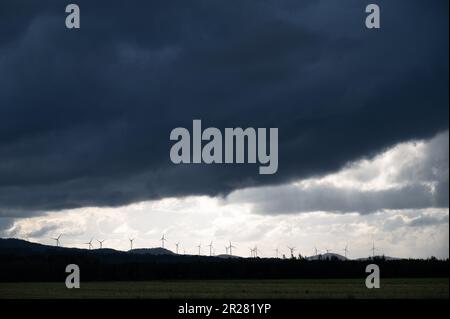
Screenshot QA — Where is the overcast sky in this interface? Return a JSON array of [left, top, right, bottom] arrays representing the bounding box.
[[0, 0, 448, 258]]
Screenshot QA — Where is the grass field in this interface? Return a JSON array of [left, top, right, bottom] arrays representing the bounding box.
[[0, 278, 448, 299]]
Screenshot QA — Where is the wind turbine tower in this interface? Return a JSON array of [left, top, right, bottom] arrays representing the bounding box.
[[97, 239, 105, 249], [175, 242, 180, 254], [343, 244, 349, 258], [129, 238, 134, 250], [52, 234, 62, 247], [228, 241, 236, 256], [371, 242, 377, 257], [288, 247, 295, 258], [161, 234, 167, 248], [208, 241, 214, 256], [85, 238, 93, 250]]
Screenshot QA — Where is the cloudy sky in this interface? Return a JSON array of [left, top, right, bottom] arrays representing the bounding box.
[[0, 0, 448, 258]]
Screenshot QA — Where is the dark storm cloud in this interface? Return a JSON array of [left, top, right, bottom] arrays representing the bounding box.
[[0, 0, 448, 216], [232, 183, 445, 215]]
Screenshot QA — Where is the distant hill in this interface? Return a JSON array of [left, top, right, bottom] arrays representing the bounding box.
[[0, 238, 447, 282], [216, 254, 242, 259], [355, 255, 403, 261], [0, 238, 409, 261], [0, 238, 60, 254], [0, 238, 420, 262], [0, 238, 176, 256], [306, 253, 348, 261], [130, 248, 175, 255], [92, 248, 121, 254]]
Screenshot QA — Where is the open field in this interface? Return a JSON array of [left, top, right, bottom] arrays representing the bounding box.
[[0, 278, 448, 299]]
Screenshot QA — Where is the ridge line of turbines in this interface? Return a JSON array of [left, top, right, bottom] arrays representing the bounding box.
[[51, 233, 382, 258]]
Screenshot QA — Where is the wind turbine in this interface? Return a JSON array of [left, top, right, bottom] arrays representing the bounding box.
[[197, 243, 202, 255], [175, 242, 180, 254], [371, 242, 377, 258], [249, 247, 254, 257], [225, 246, 229, 255], [208, 241, 214, 256], [275, 248, 279, 258], [161, 234, 167, 248], [314, 246, 318, 256], [97, 239, 105, 249], [343, 244, 349, 258], [52, 234, 63, 247], [288, 246, 295, 258], [129, 238, 134, 250], [253, 246, 258, 258], [228, 241, 236, 256], [85, 238, 93, 250]]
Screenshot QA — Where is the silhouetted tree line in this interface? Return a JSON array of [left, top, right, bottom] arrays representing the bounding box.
[[0, 250, 448, 282]]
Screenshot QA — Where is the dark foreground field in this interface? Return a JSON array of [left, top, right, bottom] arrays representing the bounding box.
[[0, 278, 448, 299]]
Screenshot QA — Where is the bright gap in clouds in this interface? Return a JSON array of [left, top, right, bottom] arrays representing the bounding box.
[[3, 132, 449, 259]]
